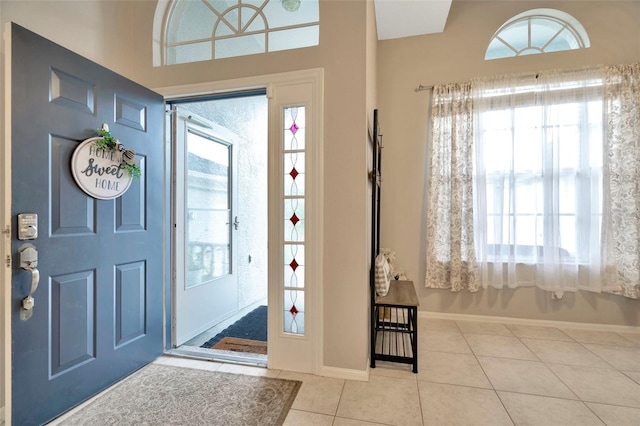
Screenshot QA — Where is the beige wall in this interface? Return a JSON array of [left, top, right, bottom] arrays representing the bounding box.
[[366, 0, 378, 359], [377, 0, 640, 326], [132, 0, 373, 373], [1, 1, 141, 78], [0, 3, 375, 413]]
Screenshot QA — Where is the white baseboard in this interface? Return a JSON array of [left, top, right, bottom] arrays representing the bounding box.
[[321, 365, 369, 381], [419, 311, 640, 333]]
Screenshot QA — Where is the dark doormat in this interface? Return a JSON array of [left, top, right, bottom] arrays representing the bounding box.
[[201, 305, 267, 349]]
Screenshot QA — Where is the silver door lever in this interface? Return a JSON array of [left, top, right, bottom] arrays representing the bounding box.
[[19, 244, 39, 317]]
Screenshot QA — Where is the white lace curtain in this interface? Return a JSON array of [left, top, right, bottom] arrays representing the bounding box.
[[425, 63, 640, 299], [601, 63, 640, 299], [425, 83, 478, 292]]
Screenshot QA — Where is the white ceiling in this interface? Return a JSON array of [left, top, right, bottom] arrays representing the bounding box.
[[374, 0, 452, 40]]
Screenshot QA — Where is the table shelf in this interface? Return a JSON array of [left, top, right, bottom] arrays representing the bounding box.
[[371, 280, 419, 373]]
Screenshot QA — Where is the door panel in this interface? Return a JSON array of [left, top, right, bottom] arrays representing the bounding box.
[[51, 135, 97, 235], [49, 270, 95, 377], [10, 24, 164, 425]]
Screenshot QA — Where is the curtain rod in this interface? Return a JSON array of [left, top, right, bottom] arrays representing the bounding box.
[[415, 84, 433, 92]]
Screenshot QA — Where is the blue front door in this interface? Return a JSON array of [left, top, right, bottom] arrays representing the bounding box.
[[9, 24, 165, 425]]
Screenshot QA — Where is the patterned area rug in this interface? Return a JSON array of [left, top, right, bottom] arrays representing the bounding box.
[[59, 363, 301, 426], [213, 337, 268, 355]]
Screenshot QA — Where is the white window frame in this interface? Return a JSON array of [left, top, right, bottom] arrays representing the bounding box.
[[485, 8, 590, 60], [153, 0, 320, 66]]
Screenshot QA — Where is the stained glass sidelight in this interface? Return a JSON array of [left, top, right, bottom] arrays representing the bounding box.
[[283, 106, 305, 335]]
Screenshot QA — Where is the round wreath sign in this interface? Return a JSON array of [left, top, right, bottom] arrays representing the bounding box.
[[71, 124, 141, 200]]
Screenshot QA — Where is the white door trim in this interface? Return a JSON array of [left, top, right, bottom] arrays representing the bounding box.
[[155, 69, 323, 101], [2, 22, 13, 426], [156, 68, 324, 375]]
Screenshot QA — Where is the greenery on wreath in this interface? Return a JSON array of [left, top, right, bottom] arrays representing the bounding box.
[[95, 125, 142, 179], [119, 161, 142, 180]]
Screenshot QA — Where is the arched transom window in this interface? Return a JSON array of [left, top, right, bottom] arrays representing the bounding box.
[[485, 9, 590, 60], [164, 0, 319, 65]]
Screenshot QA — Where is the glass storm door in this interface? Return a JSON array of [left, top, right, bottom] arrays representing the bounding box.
[[174, 111, 238, 345]]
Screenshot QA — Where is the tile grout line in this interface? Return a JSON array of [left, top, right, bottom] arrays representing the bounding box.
[[456, 321, 516, 426], [329, 375, 347, 424], [415, 372, 425, 426]]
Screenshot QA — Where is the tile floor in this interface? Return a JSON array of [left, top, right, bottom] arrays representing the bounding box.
[[159, 316, 640, 426]]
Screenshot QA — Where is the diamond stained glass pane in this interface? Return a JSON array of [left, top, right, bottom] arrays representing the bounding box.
[[284, 153, 305, 196], [283, 311, 305, 334], [289, 167, 299, 180], [284, 107, 306, 150], [284, 244, 305, 266], [284, 290, 304, 311], [283, 290, 304, 335], [289, 258, 299, 270], [284, 198, 304, 242], [284, 173, 305, 197], [284, 265, 305, 288], [284, 244, 305, 288], [284, 106, 298, 129], [287, 127, 306, 150]]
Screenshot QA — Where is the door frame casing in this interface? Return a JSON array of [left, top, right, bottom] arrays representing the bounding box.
[[156, 68, 324, 374], [2, 22, 12, 425]]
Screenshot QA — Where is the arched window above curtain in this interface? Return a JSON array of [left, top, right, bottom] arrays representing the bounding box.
[[161, 0, 319, 65], [485, 9, 590, 60]]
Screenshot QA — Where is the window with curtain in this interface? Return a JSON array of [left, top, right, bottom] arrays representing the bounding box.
[[473, 69, 604, 296], [426, 64, 640, 299]]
